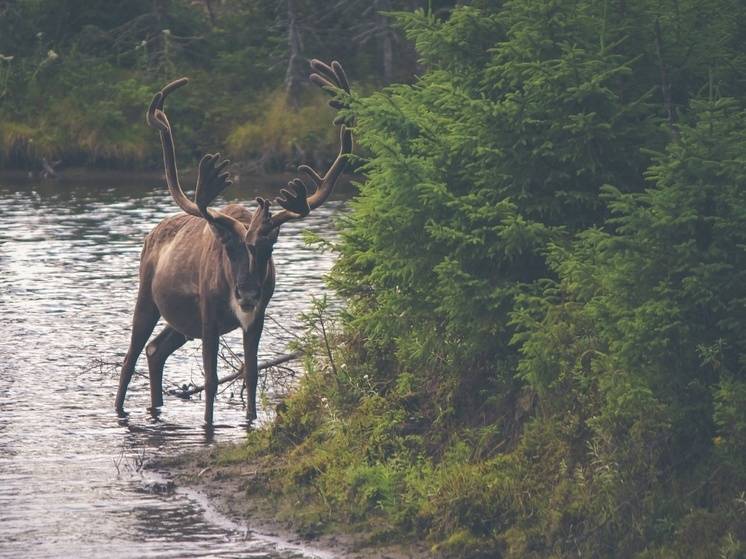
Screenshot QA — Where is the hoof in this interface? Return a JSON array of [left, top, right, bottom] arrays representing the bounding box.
[[147, 406, 162, 420], [202, 424, 215, 443]]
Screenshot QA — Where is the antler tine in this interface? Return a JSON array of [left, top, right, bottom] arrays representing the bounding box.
[[309, 59, 335, 83], [146, 78, 203, 219], [248, 196, 270, 230], [146, 78, 188, 132], [194, 153, 233, 218], [310, 59, 353, 123], [309, 72, 336, 91], [161, 77, 189, 99], [267, 60, 353, 229], [310, 59, 351, 94], [147, 79, 245, 239], [330, 61, 350, 92], [146, 92, 165, 130], [273, 179, 310, 221], [306, 124, 352, 209], [299, 164, 323, 185]]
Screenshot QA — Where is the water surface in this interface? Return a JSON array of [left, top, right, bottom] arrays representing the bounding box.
[[0, 174, 348, 558]]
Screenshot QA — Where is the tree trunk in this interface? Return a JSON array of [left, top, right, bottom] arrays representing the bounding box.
[[203, 0, 216, 27], [151, 0, 170, 75], [153, 0, 168, 25], [285, 0, 304, 107], [377, 0, 393, 84], [654, 18, 679, 140]]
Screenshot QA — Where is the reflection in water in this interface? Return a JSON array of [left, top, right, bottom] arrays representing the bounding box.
[[0, 175, 349, 558]]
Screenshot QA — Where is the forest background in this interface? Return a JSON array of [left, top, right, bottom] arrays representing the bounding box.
[[0, 0, 436, 172], [4, 1, 746, 557]]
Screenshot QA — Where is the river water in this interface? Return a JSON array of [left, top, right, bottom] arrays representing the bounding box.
[[0, 174, 348, 558]]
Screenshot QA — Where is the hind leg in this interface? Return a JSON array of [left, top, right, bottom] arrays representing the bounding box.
[[115, 288, 160, 415], [145, 325, 187, 408]]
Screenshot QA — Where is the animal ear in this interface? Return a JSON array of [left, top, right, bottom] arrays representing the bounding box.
[[209, 221, 242, 247]]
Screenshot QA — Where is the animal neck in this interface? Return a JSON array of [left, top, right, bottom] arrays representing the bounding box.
[[251, 251, 272, 281]]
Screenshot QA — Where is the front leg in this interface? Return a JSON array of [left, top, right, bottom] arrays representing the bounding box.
[[201, 325, 220, 426], [243, 313, 265, 421]]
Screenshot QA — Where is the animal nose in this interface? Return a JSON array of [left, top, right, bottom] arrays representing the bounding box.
[[235, 286, 259, 308]]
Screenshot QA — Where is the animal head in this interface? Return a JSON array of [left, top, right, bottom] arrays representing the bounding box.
[[226, 197, 279, 311], [146, 59, 353, 311]]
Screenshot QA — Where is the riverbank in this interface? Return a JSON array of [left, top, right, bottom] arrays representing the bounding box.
[[155, 445, 431, 559], [0, 167, 359, 204], [0, 167, 162, 183]]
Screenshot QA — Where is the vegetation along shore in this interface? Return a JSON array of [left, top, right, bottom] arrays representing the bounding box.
[[164, 2, 746, 557]]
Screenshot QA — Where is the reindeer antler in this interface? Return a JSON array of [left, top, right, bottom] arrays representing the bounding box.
[[268, 60, 353, 230], [195, 153, 232, 217], [147, 79, 245, 239], [275, 179, 311, 217]]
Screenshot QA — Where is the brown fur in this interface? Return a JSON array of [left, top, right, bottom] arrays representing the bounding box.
[[115, 203, 275, 424]]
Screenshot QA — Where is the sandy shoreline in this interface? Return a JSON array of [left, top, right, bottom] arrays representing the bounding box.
[[151, 445, 431, 559]]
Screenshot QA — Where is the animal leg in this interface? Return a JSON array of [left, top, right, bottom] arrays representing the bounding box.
[[115, 289, 160, 415], [201, 328, 220, 425], [145, 325, 187, 409], [243, 314, 265, 421]]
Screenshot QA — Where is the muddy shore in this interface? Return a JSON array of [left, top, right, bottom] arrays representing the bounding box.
[[153, 445, 432, 559]]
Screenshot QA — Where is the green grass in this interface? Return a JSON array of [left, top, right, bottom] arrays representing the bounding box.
[[211, 320, 746, 559]]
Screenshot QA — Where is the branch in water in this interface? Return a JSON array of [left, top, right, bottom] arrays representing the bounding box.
[[167, 351, 303, 399]]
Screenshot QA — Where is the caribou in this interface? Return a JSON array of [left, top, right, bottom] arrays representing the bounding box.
[[115, 60, 352, 424]]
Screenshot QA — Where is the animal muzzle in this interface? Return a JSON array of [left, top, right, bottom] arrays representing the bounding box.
[[235, 286, 260, 311]]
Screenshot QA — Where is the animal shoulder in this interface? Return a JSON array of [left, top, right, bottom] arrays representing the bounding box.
[[219, 203, 253, 224], [146, 213, 203, 246], [144, 204, 255, 247]]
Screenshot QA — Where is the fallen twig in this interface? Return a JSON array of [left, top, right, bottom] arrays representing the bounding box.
[[167, 351, 303, 399]]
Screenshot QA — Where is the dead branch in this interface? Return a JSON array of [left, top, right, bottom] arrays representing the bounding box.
[[167, 351, 303, 399], [654, 18, 679, 140]]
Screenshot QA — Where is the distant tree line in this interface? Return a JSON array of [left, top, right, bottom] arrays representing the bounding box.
[[0, 0, 457, 170]]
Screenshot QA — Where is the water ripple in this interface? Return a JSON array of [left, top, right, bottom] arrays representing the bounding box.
[[0, 177, 347, 558]]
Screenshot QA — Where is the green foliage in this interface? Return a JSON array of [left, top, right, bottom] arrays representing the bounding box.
[[511, 97, 746, 555], [333, 0, 663, 416], [16, 0, 744, 556], [221, 2, 746, 558]]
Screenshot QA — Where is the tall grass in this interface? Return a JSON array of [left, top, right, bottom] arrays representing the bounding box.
[[226, 87, 337, 170], [0, 81, 339, 170]]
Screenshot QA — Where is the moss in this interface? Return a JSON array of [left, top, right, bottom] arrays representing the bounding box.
[[214, 443, 256, 466], [432, 529, 502, 559], [196, 329, 746, 559]]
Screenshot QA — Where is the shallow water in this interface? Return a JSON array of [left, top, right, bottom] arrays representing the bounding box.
[[0, 174, 348, 558]]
